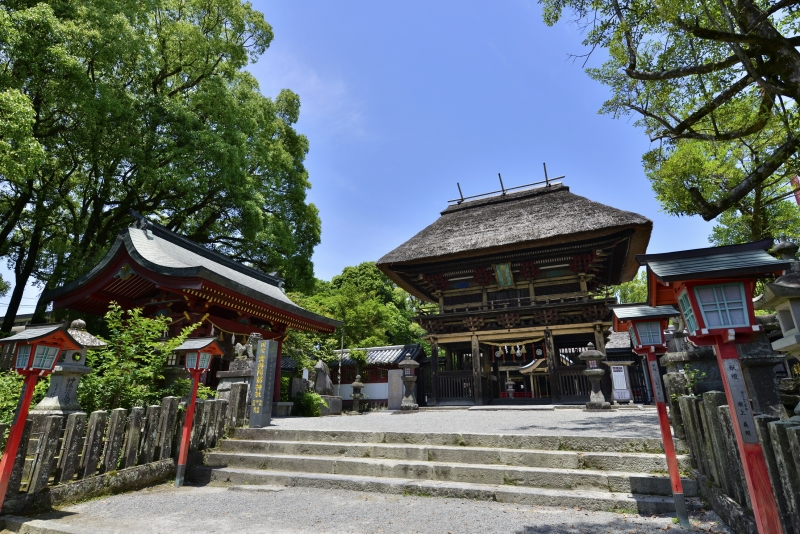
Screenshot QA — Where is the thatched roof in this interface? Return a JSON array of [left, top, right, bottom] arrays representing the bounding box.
[[377, 184, 651, 283]]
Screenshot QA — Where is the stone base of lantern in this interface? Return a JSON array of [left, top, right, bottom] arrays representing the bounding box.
[[320, 395, 342, 416]]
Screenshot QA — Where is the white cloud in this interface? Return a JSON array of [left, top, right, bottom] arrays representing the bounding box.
[[250, 51, 370, 140]]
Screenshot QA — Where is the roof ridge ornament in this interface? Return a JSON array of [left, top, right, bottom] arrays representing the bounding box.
[[448, 164, 566, 204]]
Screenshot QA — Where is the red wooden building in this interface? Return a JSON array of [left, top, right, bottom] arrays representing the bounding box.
[[42, 214, 340, 399]]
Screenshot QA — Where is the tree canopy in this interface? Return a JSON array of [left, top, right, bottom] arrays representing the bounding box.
[[541, 0, 800, 239], [0, 0, 320, 332], [283, 262, 426, 373]]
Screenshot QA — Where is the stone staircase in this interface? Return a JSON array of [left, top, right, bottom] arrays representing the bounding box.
[[191, 428, 700, 515]]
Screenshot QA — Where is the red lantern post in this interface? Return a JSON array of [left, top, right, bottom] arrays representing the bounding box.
[[0, 324, 81, 512], [172, 337, 223, 487], [638, 240, 790, 534], [613, 305, 688, 528]]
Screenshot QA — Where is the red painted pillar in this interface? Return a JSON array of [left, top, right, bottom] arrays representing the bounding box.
[[0, 372, 38, 511], [715, 341, 783, 534], [645, 352, 689, 527], [175, 371, 200, 488], [273, 334, 284, 403]]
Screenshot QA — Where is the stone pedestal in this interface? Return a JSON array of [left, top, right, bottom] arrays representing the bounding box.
[[30, 358, 91, 416], [216, 358, 255, 402], [661, 333, 722, 393], [737, 333, 786, 418], [388, 370, 403, 410], [272, 401, 294, 417], [320, 395, 342, 415]]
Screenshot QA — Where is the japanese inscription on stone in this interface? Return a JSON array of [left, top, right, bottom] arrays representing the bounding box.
[[249, 339, 279, 428], [648, 360, 665, 403], [723, 359, 758, 444]]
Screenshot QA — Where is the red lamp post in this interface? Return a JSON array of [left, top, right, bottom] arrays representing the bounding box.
[[613, 305, 688, 528], [172, 337, 223, 488], [638, 239, 790, 534], [0, 323, 81, 512]]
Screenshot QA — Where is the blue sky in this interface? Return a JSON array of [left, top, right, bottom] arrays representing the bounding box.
[[0, 0, 717, 316]]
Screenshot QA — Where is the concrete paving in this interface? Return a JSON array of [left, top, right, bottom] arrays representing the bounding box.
[[268, 408, 662, 438], [1, 483, 732, 534]]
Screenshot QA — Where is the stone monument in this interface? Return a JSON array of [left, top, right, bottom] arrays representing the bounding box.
[[313, 359, 341, 415], [31, 319, 106, 416], [580, 343, 610, 410], [216, 334, 257, 402]]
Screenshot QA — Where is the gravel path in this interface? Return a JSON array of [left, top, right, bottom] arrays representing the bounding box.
[[14, 484, 730, 534], [268, 408, 662, 438]]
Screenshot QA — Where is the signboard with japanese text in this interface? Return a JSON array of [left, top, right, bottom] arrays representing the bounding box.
[[249, 339, 278, 428], [722, 359, 758, 444], [648, 360, 665, 403]]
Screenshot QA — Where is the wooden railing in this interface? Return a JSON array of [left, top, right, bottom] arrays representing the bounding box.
[[437, 371, 474, 401], [554, 366, 592, 403]]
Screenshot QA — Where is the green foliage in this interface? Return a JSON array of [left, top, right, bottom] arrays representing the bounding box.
[[0, 275, 8, 298], [683, 365, 707, 396], [292, 391, 328, 417], [280, 375, 291, 402], [78, 303, 207, 413], [283, 262, 426, 374], [615, 270, 648, 304], [0, 0, 321, 330], [540, 0, 800, 236], [0, 371, 49, 426]]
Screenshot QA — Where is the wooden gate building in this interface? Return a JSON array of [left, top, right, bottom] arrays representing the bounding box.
[[377, 182, 652, 405]]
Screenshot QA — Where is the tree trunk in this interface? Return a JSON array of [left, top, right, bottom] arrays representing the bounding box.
[[1, 226, 43, 333]]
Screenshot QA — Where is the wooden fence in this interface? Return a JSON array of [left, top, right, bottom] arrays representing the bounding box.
[[0, 381, 250, 512]]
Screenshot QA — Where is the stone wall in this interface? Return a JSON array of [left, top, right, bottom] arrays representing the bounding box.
[[0, 390, 248, 514], [676, 389, 800, 534]]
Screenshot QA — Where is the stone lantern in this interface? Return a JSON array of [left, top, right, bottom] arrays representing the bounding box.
[[32, 319, 106, 416], [350, 375, 364, 413], [398, 354, 419, 411], [579, 342, 610, 410]]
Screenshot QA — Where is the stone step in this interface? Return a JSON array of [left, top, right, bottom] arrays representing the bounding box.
[[191, 466, 702, 515], [230, 428, 667, 453], [203, 451, 697, 497], [219, 439, 690, 474]]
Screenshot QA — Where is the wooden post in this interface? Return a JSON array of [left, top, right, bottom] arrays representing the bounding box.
[[176, 371, 200, 487], [102, 408, 128, 474], [122, 407, 144, 469], [444, 347, 452, 371], [646, 352, 690, 527], [141, 405, 161, 464], [0, 372, 37, 510], [544, 329, 560, 403], [28, 415, 63, 494], [430, 340, 439, 406], [471, 335, 483, 406], [157, 397, 177, 461], [80, 411, 108, 479], [272, 335, 284, 403], [715, 341, 784, 534], [593, 324, 606, 354], [58, 412, 86, 483]]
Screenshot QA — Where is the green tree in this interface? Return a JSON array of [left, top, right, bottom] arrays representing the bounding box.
[[541, 0, 800, 226], [0, 370, 48, 426], [283, 262, 426, 374], [0, 0, 320, 332], [615, 270, 649, 303], [77, 303, 207, 414]]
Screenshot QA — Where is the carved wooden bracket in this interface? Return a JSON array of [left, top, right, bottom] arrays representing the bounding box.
[[532, 309, 559, 325], [462, 316, 485, 331], [495, 312, 520, 329]]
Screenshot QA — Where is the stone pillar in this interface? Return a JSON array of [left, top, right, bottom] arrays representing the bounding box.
[[272, 329, 286, 403], [737, 333, 786, 418], [471, 334, 483, 406]]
